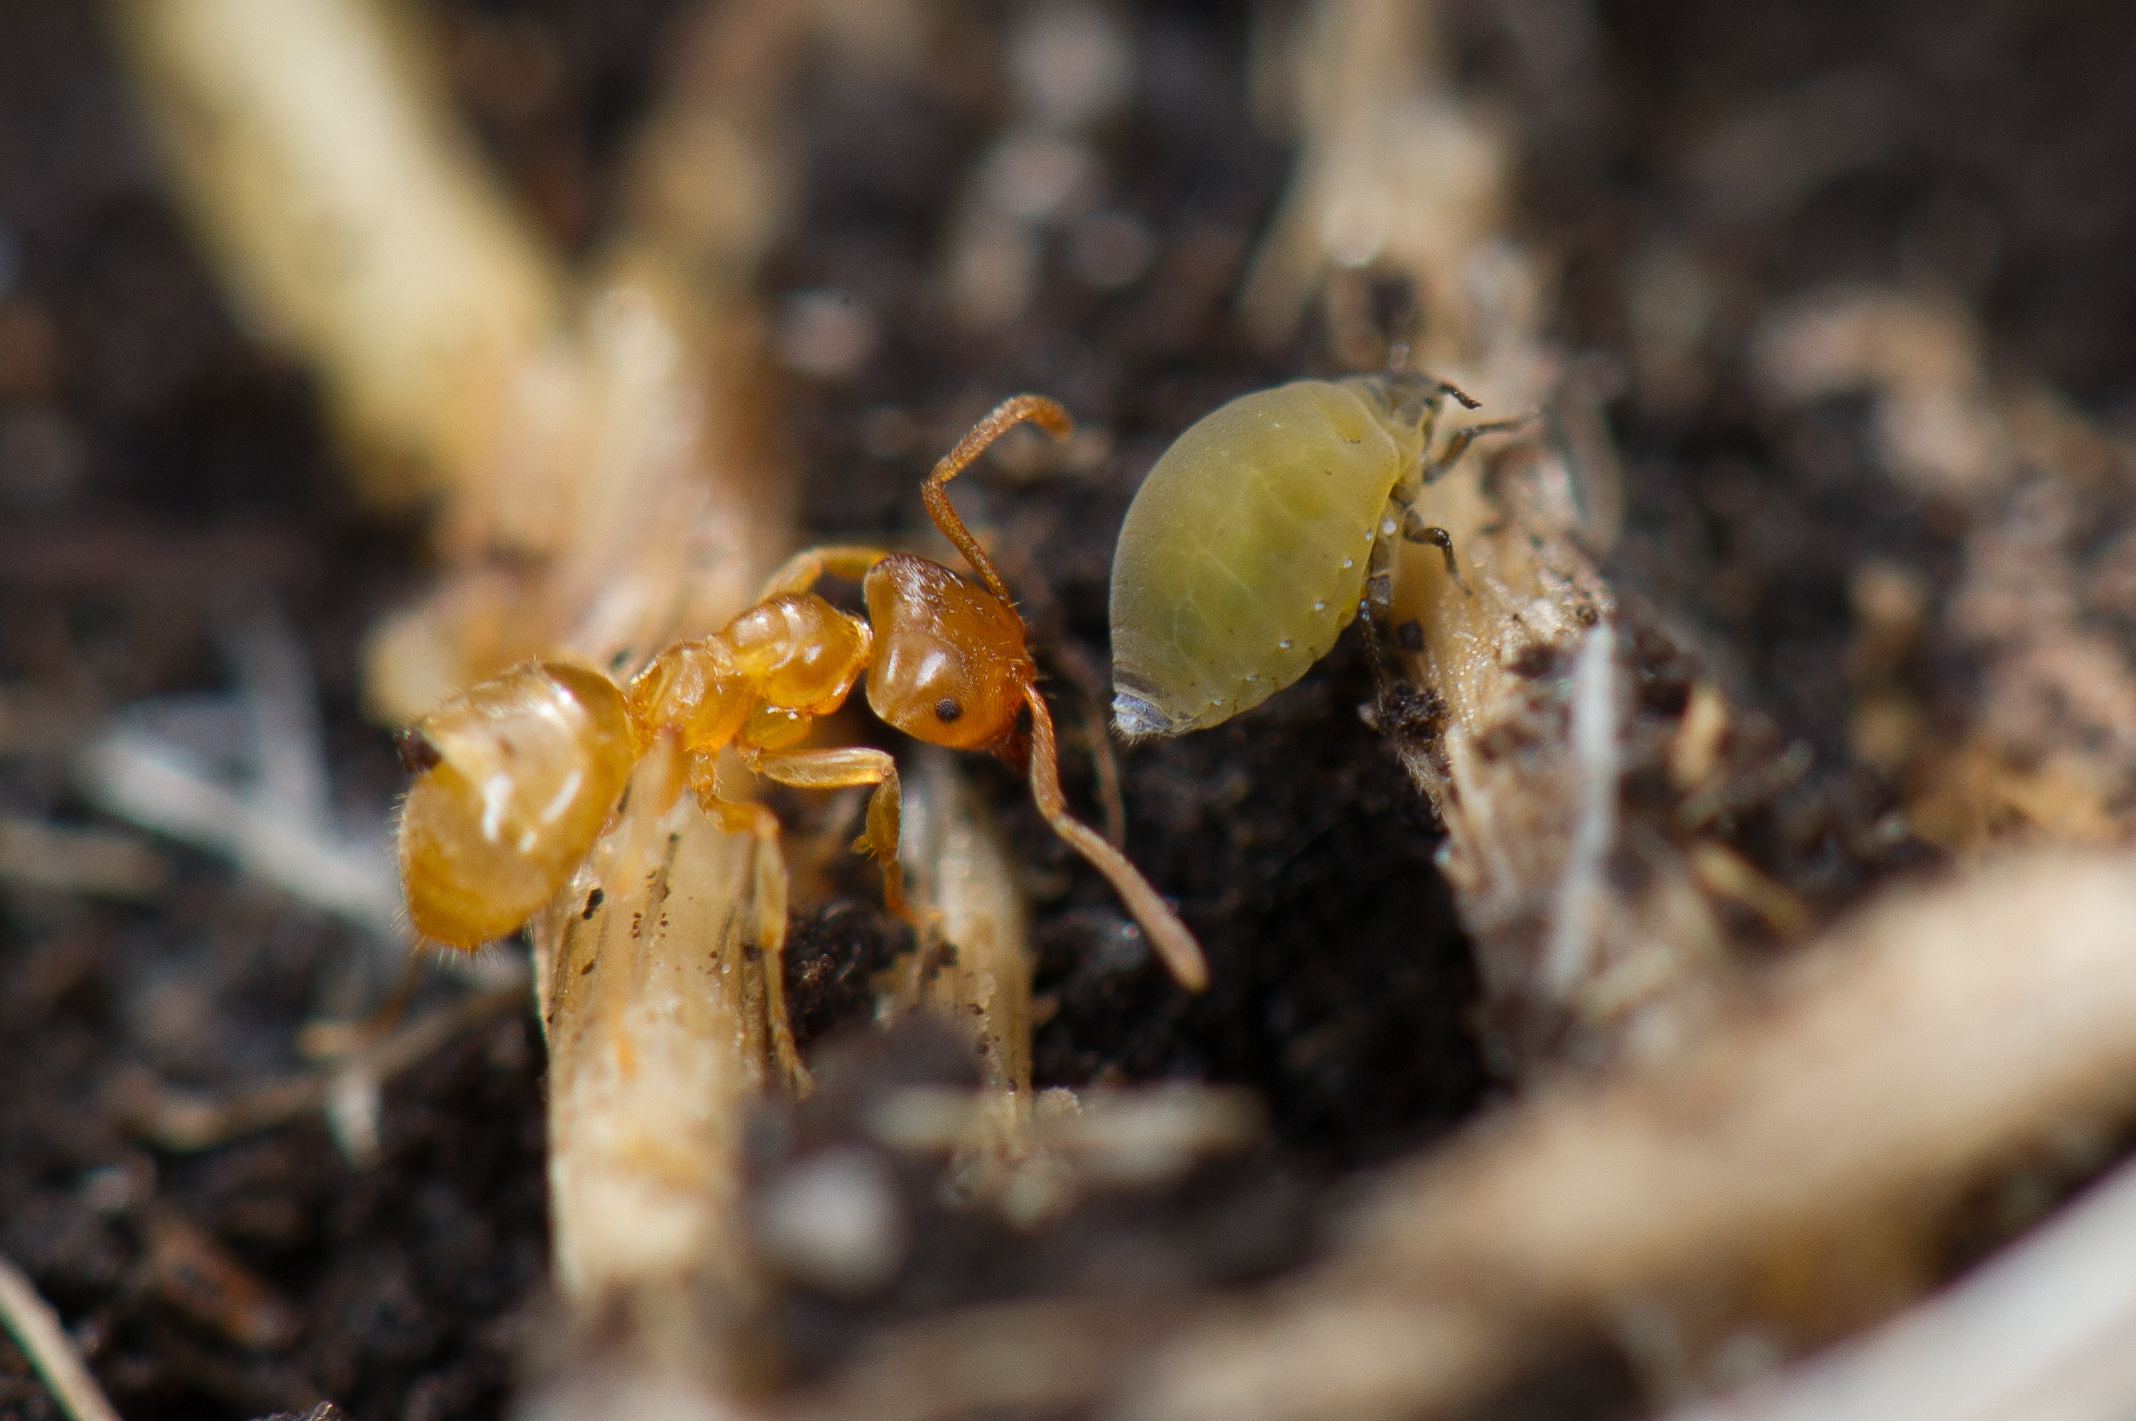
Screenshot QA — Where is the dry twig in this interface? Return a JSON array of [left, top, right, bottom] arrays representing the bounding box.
[[106, 977, 527, 1154], [1124, 850, 2136, 1419], [0, 1251, 124, 1421], [1247, 0, 1745, 1067], [1669, 1144, 2136, 1421]]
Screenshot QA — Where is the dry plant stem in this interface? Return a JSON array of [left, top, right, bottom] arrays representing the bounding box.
[[107, 978, 527, 1152], [79, 725, 401, 939], [1387, 475, 1726, 1063], [0, 815, 167, 900], [116, 0, 823, 1407], [0, 1252, 125, 1421], [1669, 1146, 2136, 1421], [1755, 284, 2136, 852], [531, 736, 784, 1320], [886, 749, 1037, 1199], [109, 0, 568, 513], [1249, 0, 1734, 1064], [1118, 850, 2136, 1421], [779, 1297, 1162, 1421], [1241, 0, 1511, 369]]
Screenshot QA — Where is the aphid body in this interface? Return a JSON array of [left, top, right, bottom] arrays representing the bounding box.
[[398, 397, 1208, 1024], [1109, 371, 1512, 738]]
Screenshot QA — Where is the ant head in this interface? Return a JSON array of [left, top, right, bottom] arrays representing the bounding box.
[[862, 554, 1031, 750]]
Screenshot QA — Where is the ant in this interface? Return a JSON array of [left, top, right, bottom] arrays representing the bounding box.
[[398, 396, 1208, 1075]]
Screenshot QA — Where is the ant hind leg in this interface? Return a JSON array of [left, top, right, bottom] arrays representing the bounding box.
[[686, 755, 808, 1093]]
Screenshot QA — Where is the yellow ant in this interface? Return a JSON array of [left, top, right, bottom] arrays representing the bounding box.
[[397, 396, 1208, 1066]]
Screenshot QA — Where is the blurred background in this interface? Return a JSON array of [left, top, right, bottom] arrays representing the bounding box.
[[5, 2, 2136, 1418]]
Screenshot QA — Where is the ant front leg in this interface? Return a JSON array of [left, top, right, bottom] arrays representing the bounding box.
[[757, 545, 893, 599], [684, 753, 808, 1092], [751, 747, 908, 921]]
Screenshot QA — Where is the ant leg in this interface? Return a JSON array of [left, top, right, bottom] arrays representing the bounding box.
[[751, 747, 908, 921], [1401, 512, 1471, 594], [685, 756, 807, 1092], [758, 545, 892, 599], [1423, 413, 1533, 484], [1021, 685, 1209, 992], [922, 395, 1073, 603]]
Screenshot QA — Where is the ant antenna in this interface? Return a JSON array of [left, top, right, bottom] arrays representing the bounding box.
[[1022, 682, 1208, 990], [923, 395, 1072, 604]]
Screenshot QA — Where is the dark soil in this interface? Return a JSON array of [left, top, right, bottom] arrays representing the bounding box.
[[2, 1, 2132, 1417]]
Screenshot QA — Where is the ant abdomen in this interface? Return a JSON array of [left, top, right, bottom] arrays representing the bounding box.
[[399, 661, 636, 947]]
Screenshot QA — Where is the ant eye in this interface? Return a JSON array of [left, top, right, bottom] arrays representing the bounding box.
[[934, 697, 962, 723]]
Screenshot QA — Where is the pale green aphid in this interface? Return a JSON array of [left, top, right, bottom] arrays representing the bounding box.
[[1109, 371, 1514, 738]]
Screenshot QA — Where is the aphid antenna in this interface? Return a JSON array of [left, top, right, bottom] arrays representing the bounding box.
[[922, 394, 1074, 604]]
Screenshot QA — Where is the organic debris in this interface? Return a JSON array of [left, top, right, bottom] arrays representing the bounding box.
[[7, 1, 2136, 1419]]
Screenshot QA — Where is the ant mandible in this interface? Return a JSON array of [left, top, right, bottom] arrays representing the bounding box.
[[398, 396, 1209, 1068]]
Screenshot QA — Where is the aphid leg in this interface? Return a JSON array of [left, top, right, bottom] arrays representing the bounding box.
[[1365, 500, 1404, 626], [1021, 684, 1209, 991], [685, 755, 807, 1092], [751, 747, 909, 921], [922, 395, 1073, 603], [1401, 512, 1472, 595], [758, 545, 893, 598], [1359, 520, 1405, 722], [1423, 413, 1533, 483]]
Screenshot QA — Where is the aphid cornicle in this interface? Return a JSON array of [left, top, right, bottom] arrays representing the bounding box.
[[397, 395, 1209, 1016], [1108, 371, 1521, 737]]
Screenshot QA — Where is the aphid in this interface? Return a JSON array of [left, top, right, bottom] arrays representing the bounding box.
[[1108, 371, 1522, 737], [398, 396, 1209, 1007]]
